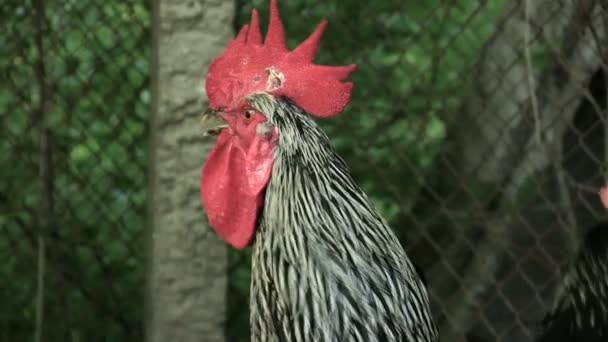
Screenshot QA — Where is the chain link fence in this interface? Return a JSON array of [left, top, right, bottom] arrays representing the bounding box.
[[1, 0, 150, 340], [2, 0, 607, 341]]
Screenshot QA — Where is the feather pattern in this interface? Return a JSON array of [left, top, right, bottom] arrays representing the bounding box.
[[247, 94, 438, 342], [537, 222, 608, 342]]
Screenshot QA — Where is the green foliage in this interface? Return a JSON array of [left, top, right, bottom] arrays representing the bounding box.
[[1, 1, 150, 341]]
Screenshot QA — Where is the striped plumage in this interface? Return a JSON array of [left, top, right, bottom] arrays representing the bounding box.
[[537, 222, 608, 342], [247, 94, 438, 342]]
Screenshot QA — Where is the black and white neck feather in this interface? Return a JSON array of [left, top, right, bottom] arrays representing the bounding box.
[[247, 93, 438, 342], [537, 222, 608, 342]]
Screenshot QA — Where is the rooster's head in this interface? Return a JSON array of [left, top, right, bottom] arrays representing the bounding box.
[[199, 0, 356, 249]]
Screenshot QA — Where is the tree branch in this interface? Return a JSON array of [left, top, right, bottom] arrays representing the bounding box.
[[33, 0, 51, 341]]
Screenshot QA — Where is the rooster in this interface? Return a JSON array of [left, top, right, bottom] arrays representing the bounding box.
[[536, 221, 608, 342], [535, 189, 608, 342], [198, 1, 438, 341]]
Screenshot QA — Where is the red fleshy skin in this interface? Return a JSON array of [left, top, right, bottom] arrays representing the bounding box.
[[201, 128, 275, 249], [600, 186, 608, 209], [201, 0, 356, 248], [245, 131, 276, 196], [205, 0, 356, 118]]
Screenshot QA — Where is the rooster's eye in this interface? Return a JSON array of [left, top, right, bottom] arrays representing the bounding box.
[[244, 110, 254, 120]]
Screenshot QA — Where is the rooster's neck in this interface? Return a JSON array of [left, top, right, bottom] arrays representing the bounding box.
[[246, 95, 438, 342], [250, 96, 387, 254]]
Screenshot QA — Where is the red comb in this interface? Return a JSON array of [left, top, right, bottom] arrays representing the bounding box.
[[205, 0, 356, 118]]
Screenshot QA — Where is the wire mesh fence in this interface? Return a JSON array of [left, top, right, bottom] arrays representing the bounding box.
[[2, 0, 607, 341], [1, 0, 150, 340]]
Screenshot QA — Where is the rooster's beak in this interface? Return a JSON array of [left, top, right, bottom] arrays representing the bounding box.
[[200, 109, 228, 136]]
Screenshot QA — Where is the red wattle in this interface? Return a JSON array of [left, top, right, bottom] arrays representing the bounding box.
[[200, 129, 274, 249]]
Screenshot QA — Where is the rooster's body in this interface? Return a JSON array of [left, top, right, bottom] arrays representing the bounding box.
[[249, 96, 437, 342], [536, 222, 608, 342]]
